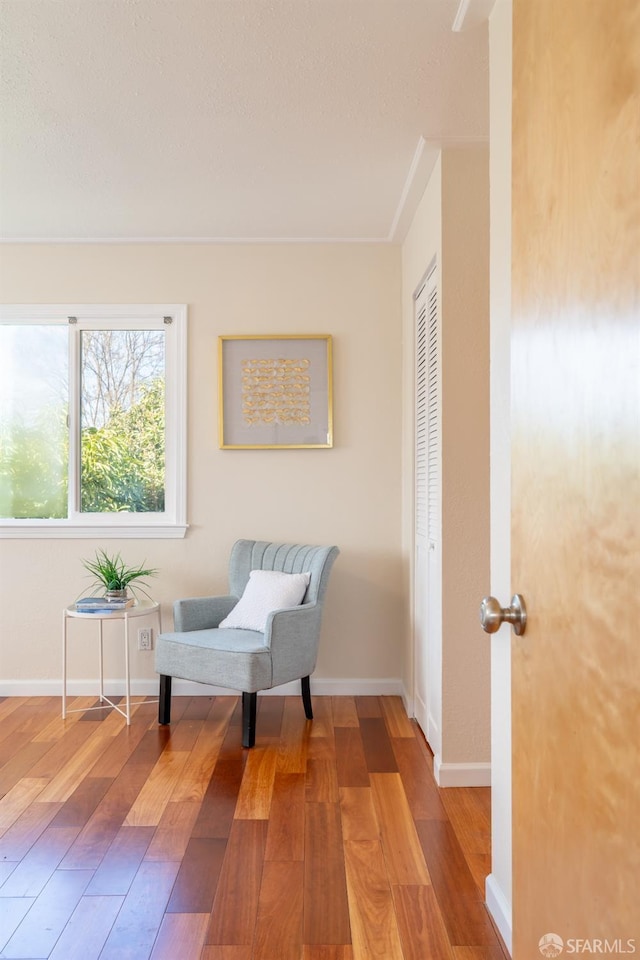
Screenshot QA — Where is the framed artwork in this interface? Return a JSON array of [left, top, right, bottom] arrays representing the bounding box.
[[218, 334, 333, 449]]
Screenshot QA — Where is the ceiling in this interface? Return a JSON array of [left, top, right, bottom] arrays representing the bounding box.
[[0, 0, 492, 243]]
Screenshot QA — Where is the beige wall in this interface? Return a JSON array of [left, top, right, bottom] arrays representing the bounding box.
[[401, 146, 491, 774], [441, 145, 491, 765], [0, 243, 404, 692]]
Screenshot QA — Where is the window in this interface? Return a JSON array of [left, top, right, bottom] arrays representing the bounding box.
[[0, 304, 187, 538]]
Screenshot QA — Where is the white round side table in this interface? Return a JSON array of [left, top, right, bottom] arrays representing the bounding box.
[[62, 598, 161, 725]]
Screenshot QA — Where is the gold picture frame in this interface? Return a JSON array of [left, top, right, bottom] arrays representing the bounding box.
[[218, 335, 333, 449]]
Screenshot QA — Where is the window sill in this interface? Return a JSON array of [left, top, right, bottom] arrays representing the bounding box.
[[0, 523, 189, 539]]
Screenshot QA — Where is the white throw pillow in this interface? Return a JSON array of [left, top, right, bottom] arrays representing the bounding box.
[[219, 569, 311, 632]]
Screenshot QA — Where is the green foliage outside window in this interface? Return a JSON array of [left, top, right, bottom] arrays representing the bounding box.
[[0, 412, 68, 519], [81, 379, 165, 513], [0, 379, 165, 518]]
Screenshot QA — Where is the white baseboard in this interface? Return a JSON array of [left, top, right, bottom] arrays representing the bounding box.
[[401, 683, 413, 718], [427, 712, 440, 753], [433, 754, 492, 787], [485, 873, 512, 955], [0, 677, 404, 698]]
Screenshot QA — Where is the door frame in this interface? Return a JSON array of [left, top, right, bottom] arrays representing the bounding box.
[[486, 0, 513, 951]]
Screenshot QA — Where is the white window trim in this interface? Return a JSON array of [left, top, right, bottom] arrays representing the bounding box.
[[0, 303, 188, 539]]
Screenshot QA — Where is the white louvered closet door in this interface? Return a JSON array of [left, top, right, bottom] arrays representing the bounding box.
[[413, 266, 442, 753]]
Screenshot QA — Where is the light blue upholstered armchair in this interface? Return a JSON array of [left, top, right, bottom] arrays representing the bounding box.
[[155, 539, 339, 747]]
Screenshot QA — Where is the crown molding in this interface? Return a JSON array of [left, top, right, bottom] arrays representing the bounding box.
[[0, 235, 389, 245], [452, 0, 497, 32], [388, 137, 439, 244]]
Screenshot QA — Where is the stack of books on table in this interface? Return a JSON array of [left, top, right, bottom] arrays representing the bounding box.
[[75, 596, 135, 613]]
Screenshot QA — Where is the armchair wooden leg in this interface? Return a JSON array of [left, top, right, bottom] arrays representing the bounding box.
[[301, 675, 313, 720], [242, 692, 257, 748], [159, 674, 172, 725]]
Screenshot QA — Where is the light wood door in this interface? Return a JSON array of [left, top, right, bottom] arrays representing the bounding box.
[[511, 0, 640, 953]]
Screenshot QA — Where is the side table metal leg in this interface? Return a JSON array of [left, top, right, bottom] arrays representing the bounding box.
[[98, 619, 104, 703], [124, 613, 131, 725], [62, 610, 67, 719]]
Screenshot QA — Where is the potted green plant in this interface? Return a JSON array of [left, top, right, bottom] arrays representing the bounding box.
[[81, 549, 158, 600]]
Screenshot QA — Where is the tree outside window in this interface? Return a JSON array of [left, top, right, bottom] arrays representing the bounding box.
[[80, 329, 165, 514]]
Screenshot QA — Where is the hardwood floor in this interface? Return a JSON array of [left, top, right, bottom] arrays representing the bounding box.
[[0, 694, 507, 960]]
